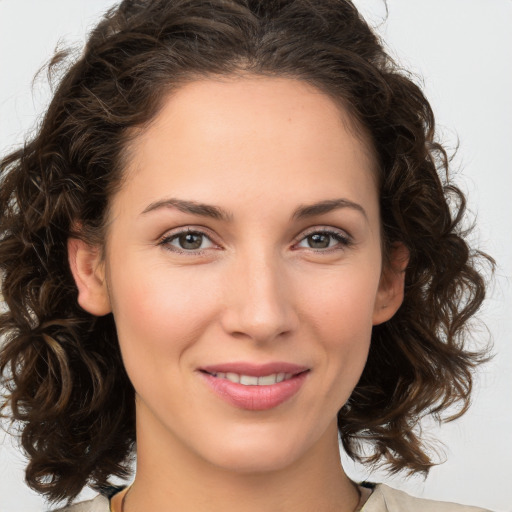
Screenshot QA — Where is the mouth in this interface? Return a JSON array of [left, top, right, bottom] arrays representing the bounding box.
[[201, 371, 297, 386], [198, 362, 310, 411]]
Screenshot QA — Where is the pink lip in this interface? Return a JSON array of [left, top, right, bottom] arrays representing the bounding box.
[[198, 362, 310, 411], [200, 361, 308, 377]]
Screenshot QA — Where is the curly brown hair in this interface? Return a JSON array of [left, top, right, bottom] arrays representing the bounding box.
[[0, 0, 492, 504]]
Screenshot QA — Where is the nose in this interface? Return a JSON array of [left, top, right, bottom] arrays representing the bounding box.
[[219, 252, 298, 344]]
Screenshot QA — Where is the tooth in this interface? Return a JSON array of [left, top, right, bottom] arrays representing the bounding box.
[[225, 372, 240, 383], [240, 375, 258, 386], [216, 372, 295, 385], [258, 374, 277, 385]]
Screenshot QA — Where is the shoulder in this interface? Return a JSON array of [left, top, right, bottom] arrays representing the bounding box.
[[48, 494, 110, 512], [363, 484, 493, 512], [47, 485, 124, 512]]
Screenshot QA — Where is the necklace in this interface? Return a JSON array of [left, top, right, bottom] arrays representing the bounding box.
[[120, 484, 132, 512], [118, 482, 368, 512]]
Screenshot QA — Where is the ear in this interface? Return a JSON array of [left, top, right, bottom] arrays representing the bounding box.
[[372, 242, 409, 325], [67, 238, 111, 316]]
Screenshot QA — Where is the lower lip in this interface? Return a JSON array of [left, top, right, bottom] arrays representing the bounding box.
[[200, 372, 308, 411]]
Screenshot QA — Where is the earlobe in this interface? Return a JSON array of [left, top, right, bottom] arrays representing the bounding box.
[[67, 238, 111, 316], [372, 243, 409, 325]]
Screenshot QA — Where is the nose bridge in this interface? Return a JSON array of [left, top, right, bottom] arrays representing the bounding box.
[[221, 247, 296, 343]]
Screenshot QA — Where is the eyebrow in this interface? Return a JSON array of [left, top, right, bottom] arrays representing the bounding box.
[[141, 198, 232, 221], [292, 198, 367, 221], [141, 197, 367, 222]]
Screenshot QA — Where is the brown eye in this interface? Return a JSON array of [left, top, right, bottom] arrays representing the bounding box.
[[178, 233, 204, 250], [306, 233, 331, 249], [296, 230, 351, 251], [161, 230, 216, 253]]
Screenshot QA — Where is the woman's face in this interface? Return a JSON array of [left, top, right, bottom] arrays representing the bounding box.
[[71, 76, 405, 474]]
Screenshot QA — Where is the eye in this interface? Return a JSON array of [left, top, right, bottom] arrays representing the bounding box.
[[295, 229, 351, 251], [160, 229, 216, 253]]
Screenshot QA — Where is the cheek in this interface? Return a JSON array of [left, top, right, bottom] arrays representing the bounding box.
[[108, 261, 222, 370], [298, 265, 379, 388], [300, 263, 380, 337]]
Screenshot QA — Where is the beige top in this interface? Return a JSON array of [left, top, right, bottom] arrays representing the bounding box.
[[52, 484, 493, 512]]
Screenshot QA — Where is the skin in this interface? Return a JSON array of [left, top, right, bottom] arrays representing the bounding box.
[[69, 75, 407, 512]]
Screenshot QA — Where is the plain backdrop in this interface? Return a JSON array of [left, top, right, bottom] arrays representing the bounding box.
[[0, 1, 511, 511]]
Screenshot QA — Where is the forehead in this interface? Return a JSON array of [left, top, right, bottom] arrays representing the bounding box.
[[132, 75, 374, 164], [117, 75, 378, 221]]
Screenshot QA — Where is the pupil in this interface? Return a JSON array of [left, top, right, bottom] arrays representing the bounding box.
[[179, 233, 202, 250], [308, 233, 330, 249]]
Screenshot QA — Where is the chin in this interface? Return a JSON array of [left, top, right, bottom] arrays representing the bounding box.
[[196, 423, 323, 475], [209, 446, 302, 475]]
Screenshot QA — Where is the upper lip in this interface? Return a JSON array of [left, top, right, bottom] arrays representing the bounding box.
[[199, 362, 309, 377]]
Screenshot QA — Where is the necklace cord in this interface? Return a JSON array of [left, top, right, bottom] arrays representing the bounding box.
[[117, 482, 367, 512], [120, 484, 132, 512]]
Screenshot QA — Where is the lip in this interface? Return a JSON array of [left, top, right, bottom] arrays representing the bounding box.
[[198, 362, 310, 411], [200, 361, 309, 377]]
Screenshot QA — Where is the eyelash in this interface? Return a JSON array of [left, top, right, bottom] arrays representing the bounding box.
[[158, 227, 218, 255], [294, 228, 353, 252], [158, 227, 353, 255]]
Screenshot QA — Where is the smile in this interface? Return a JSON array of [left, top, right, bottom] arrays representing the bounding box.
[[199, 363, 309, 411], [205, 372, 294, 386]]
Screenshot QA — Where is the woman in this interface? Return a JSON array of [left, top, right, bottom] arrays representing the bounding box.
[[0, 1, 496, 511]]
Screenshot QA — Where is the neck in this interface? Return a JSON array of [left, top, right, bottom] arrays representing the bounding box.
[[123, 412, 360, 512]]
